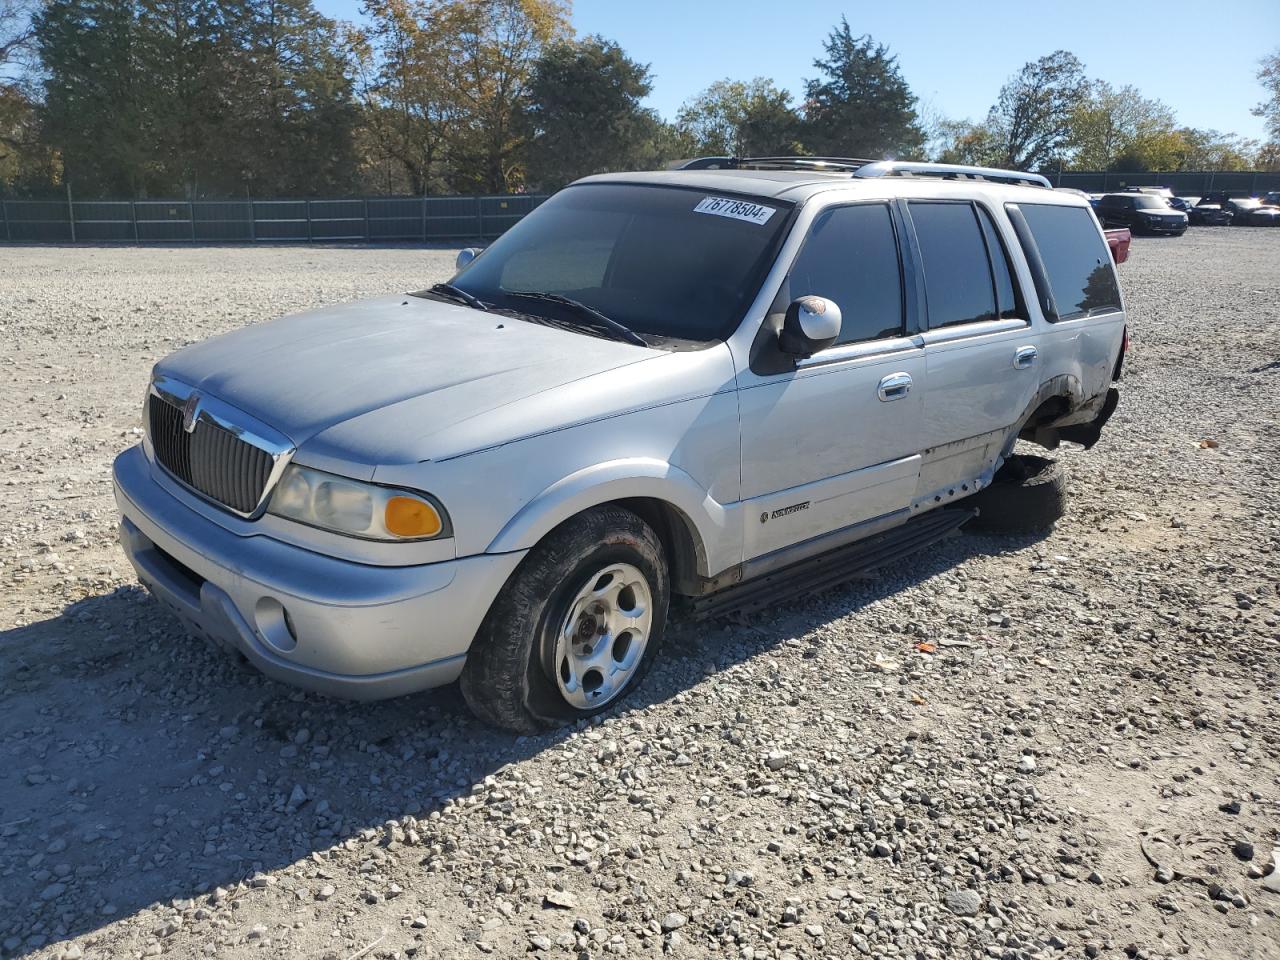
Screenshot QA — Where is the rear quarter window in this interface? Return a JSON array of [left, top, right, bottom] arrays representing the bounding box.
[[1013, 203, 1122, 322]]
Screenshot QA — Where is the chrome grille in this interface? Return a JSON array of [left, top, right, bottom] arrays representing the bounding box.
[[148, 393, 275, 514]]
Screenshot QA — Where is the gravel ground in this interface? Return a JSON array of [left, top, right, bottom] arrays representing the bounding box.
[[0, 234, 1278, 960]]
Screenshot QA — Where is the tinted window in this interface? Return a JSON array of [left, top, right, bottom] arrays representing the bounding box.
[[909, 202, 997, 328], [976, 206, 1020, 320], [1017, 203, 1122, 321], [450, 184, 792, 342], [786, 203, 903, 345]]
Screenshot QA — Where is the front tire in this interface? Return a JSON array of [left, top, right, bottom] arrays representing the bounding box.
[[460, 506, 669, 733]]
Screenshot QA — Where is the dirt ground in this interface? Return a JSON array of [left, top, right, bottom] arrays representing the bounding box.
[[0, 234, 1277, 960]]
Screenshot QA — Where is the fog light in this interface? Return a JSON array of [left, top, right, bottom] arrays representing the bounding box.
[[254, 596, 298, 653]]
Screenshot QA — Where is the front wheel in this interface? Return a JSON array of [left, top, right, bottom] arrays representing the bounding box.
[[460, 506, 669, 733]]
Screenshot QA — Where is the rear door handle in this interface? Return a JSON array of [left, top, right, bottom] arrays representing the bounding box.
[[877, 372, 912, 401], [1013, 345, 1038, 369]]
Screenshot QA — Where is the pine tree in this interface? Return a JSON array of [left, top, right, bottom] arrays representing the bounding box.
[[802, 19, 924, 161]]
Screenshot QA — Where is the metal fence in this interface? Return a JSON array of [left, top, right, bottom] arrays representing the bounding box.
[[1052, 170, 1280, 195], [0, 194, 550, 243]]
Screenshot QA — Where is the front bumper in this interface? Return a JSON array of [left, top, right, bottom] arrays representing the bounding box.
[[113, 445, 526, 700]]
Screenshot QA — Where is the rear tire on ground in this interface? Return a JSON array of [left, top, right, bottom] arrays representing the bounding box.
[[459, 505, 669, 734], [964, 454, 1067, 535]]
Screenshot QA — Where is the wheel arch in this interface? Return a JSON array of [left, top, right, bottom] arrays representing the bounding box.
[[483, 458, 731, 592]]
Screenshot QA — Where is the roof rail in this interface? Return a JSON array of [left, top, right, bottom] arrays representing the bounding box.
[[676, 155, 877, 173], [854, 161, 1052, 189]]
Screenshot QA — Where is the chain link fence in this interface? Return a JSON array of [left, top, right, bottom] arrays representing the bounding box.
[[0, 194, 550, 243]]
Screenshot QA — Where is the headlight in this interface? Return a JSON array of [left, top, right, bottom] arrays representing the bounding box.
[[268, 464, 450, 541]]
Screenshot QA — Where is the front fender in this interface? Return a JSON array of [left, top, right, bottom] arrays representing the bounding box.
[[484, 458, 734, 576]]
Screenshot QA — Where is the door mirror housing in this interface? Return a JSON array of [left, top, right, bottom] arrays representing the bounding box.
[[455, 247, 481, 271], [779, 296, 841, 358]]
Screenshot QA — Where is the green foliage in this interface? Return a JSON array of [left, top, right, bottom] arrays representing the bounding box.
[[1070, 81, 1177, 171], [801, 20, 923, 160], [676, 77, 802, 158], [9, 7, 1279, 198], [32, 0, 359, 197], [984, 50, 1087, 170], [523, 35, 667, 190]]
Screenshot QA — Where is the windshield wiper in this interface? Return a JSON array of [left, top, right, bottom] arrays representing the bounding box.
[[505, 291, 647, 347], [427, 282, 488, 312]]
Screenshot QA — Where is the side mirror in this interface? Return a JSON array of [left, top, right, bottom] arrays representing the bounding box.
[[779, 296, 841, 358], [455, 247, 481, 271]]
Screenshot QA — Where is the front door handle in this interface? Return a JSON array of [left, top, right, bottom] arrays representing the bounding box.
[[1013, 345, 1038, 369], [877, 372, 913, 401]]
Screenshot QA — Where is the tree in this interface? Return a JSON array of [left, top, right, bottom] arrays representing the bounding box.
[[353, 0, 457, 195], [0, 0, 37, 186], [217, 0, 361, 196], [1069, 81, 1177, 170], [523, 35, 664, 190], [934, 119, 1001, 167], [133, 0, 225, 195], [442, 0, 570, 193], [36, 0, 147, 195], [1175, 127, 1258, 171], [1255, 47, 1279, 142], [801, 20, 923, 160], [1255, 48, 1280, 165], [676, 77, 802, 157], [984, 51, 1087, 171]]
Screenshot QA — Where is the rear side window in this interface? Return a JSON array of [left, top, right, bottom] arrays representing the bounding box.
[[976, 206, 1020, 320], [786, 203, 904, 345], [908, 201, 997, 328], [1016, 203, 1122, 321]]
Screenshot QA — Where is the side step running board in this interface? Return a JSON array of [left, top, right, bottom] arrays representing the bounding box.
[[685, 508, 975, 621]]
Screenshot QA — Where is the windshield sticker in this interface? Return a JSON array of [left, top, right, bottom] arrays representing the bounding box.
[[693, 196, 777, 225]]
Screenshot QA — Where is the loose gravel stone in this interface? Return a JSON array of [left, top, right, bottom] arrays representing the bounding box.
[[1, 235, 1278, 959]]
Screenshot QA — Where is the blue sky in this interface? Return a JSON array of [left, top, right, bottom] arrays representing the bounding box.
[[314, 0, 1278, 141]]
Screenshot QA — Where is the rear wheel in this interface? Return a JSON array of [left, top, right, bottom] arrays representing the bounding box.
[[964, 454, 1067, 535], [459, 506, 669, 733]]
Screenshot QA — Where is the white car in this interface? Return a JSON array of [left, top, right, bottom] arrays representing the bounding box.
[[113, 159, 1127, 732]]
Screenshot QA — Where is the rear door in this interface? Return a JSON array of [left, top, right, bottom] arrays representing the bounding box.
[[734, 200, 925, 560], [905, 199, 1042, 505]]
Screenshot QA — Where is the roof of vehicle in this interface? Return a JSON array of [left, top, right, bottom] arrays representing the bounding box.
[[576, 162, 1085, 207]]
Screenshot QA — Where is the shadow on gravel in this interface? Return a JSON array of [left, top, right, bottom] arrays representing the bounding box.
[[0, 527, 1038, 954]]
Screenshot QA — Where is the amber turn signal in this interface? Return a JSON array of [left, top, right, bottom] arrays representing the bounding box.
[[384, 495, 443, 538]]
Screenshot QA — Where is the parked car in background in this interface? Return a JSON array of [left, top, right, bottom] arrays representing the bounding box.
[[1247, 202, 1280, 227], [1122, 186, 1175, 199], [1166, 197, 1193, 214], [1189, 202, 1234, 226], [1095, 193, 1188, 235], [1222, 197, 1266, 226]]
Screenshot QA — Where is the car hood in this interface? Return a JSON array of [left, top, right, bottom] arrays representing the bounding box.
[[155, 294, 661, 471]]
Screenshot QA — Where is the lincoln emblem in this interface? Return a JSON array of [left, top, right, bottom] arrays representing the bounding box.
[[181, 392, 200, 433]]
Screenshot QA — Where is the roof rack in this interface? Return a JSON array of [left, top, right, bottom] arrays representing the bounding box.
[[675, 156, 1052, 189], [677, 156, 877, 172], [854, 161, 1052, 189]]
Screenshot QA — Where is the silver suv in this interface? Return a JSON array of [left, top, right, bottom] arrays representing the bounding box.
[[113, 158, 1127, 732]]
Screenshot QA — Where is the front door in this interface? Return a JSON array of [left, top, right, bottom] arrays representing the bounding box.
[[734, 201, 926, 561]]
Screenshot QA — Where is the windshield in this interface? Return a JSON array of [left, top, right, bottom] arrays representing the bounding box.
[[450, 183, 793, 342], [1134, 196, 1172, 210]]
